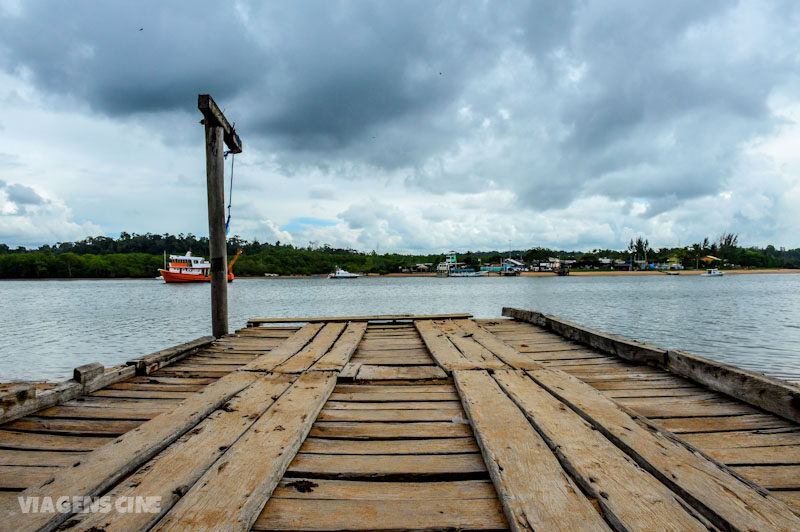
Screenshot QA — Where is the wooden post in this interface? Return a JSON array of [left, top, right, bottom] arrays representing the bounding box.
[[198, 95, 242, 338], [205, 123, 227, 336]]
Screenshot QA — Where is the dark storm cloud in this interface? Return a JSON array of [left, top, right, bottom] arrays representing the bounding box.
[[5, 183, 45, 205], [2, 0, 798, 233], [0, 1, 260, 115]]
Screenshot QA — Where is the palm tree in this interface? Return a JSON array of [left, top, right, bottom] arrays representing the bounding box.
[[627, 239, 636, 271]]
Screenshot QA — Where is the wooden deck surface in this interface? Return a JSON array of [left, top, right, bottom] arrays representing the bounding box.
[[1, 314, 799, 531]]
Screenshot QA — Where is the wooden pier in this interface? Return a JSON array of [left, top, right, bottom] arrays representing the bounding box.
[[1, 309, 799, 531]]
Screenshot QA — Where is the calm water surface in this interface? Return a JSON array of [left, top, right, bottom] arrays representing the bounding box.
[[1, 274, 799, 382]]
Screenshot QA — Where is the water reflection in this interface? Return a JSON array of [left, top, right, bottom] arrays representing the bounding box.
[[1, 274, 798, 382]]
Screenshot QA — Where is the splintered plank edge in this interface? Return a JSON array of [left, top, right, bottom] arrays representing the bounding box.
[[150, 371, 337, 532]]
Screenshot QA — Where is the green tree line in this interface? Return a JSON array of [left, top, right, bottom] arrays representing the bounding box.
[[0, 232, 797, 278], [0, 233, 444, 278]]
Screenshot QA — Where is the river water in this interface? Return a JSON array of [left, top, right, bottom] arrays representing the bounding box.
[[1, 274, 799, 383]]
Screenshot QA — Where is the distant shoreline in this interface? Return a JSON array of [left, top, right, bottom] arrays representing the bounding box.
[[1, 268, 797, 281], [256, 268, 800, 278]]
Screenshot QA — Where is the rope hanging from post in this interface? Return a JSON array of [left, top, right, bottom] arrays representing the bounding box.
[[224, 150, 235, 234]]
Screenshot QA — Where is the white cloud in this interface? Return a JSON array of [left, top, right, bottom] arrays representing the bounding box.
[[0, 182, 100, 246], [1, 1, 800, 252]]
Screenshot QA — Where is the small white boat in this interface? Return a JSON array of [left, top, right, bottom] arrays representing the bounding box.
[[701, 268, 724, 277], [328, 267, 359, 279], [449, 270, 489, 277]]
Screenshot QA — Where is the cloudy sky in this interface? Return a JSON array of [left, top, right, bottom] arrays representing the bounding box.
[[1, 1, 799, 253]]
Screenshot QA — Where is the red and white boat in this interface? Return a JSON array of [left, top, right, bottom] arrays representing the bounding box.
[[159, 250, 242, 283]]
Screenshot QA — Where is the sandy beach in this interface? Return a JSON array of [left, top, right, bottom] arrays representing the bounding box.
[[255, 268, 798, 279]]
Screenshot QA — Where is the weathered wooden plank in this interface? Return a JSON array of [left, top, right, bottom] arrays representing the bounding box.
[[605, 388, 711, 398], [299, 437, 480, 455], [151, 371, 336, 532], [414, 319, 479, 370], [35, 402, 170, 420], [0, 449, 87, 467], [317, 408, 462, 422], [286, 452, 487, 477], [174, 360, 249, 368], [105, 382, 205, 392], [680, 429, 800, 450], [253, 497, 507, 531], [354, 347, 428, 355], [248, 313, 472, 325], [154, 369, 233, 378], [273, 322, 347, 373], [517, 343, 587, 353], [774, 491, 800, 514], [655, 414, 795, 433], [0, 465, 59, 489], [324, 400, 462, 410], [309, 421, 472, 439], [526, 368, 800, 532], [356, 344, 426, 353], [90, 389, 195, 399], [333, 383, 453, 393], [732, 465, 800, 489], [454, 319, 542, 369], [311, 322, 368, 371], [0, 490, 20, 507], [165, 363, 245, 372], [123, 376, 215, 386], [66, 373, 295, 532], [516, 349, 607, 360], [617, 396, 758, 418], [666, 348, 800, 424], [2, 417, 141, 436], [240, 323, 323, 372], [272, 478, 497, 499], [504, 307, 800, 423], [699, 445, 800, 464], [329, 390, 460, 402], [355, 365, 448, 380], [0, 370, 258, 532], [0, 380, 82, 425], [350, 355, 435, 365], [126, 336, 215, 376], [0, 430, 114, 451], [352, 351, 430, 360], [360, 338, 423, 344], [0, 384, 32, 407], [453, 370, 610, 532], [198, 93, 242, 153], [435, 321, 510, 369], [189, 352, 257, 360], [589, 379, 698, 391], [538, 358, 628, 368], [494, 370, 708, 531], [338, 362, 360, 379], [502, 307, 667, 366]]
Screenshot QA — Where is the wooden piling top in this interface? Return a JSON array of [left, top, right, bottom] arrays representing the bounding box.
[[1, 310, 799, 530]]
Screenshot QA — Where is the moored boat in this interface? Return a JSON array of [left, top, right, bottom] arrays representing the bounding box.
[[159, 250, 242, 283], [449, 269, 488, 277], [436, 251, 487, 277], [700, 268, 724, 277], [328, 267, 359, 279]]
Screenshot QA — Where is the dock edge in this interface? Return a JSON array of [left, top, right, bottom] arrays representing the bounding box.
[[0, 335, 215, 425], [502, 307, 800, 423]]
